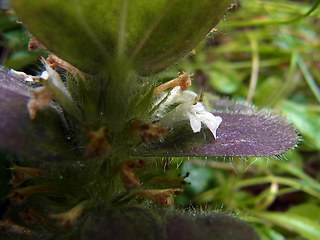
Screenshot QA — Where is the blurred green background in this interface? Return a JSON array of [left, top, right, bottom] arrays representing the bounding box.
[[1, 0, 320, 239]]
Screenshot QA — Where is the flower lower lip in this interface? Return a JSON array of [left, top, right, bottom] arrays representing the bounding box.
[[152, 86, 222, 139]]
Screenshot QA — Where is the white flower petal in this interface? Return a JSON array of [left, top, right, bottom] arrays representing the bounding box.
[[198, 111, 222, 138], [179, 89, 197, 104], [191, 102, 206, 113], [40, 58, 72, 99], [187, 111, 201, 133], [152, 86, 222, 138], [40, 70, 49, 80]]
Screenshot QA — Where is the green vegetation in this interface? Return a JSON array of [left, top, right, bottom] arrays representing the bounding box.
[[169, 0, 320, 239]]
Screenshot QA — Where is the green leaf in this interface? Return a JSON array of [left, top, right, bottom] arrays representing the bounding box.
[[209, 69, 240, 94], [254, 225, 285, 240], [282, 100, 320, 150], [253, 211, 320, 240], [11, 0, 232, 74], [4, 50, 40, 69], [254, 76, 282, 107], [287, 203, 320, 222], [181, 163, 214, 194]]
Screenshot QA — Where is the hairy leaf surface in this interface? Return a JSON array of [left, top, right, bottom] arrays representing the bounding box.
[[0, 71, 76, 161], [135, 100, 299, 157]]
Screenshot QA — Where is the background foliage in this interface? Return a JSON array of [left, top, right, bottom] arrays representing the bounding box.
[[1, 0, 320, 239], [166, 0, 320, 239]]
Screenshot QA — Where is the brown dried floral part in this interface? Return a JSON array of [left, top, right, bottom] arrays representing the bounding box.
[[154, 72, 192, 96], [193, 93, 204, 105], [119, 159, 148, 190], [10, 165, 46, 187], [228, 2, 239, 12], [189, 49, 196, 55], [27, 86, 54, 119], [0, 218, 32, 235], [51, 201, 88, 228], [20, 208, 55, 227], [46, 55, 85, 80], [1, 9, 13, 15], [199, 92, 204, 102], [138, 188, 183, 206], [131, 121, 167, 142], [84, 126, 110, 159], [28, 38, 47, 51], [10, 185, 54, 205]]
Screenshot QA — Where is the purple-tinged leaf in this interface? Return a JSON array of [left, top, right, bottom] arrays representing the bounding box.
[[56, 206, 259, 240], [135, 100, 299, 157], [210, 98, 257, 113], [0, 70, 31, 97], [0, 71, 77, 161]]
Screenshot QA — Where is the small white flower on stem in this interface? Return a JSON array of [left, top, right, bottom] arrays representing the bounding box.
[[153, 86, 222, 138], [9, 69, 46, 82], [14, 57, 73, 119], [40, 58, 71, 99]]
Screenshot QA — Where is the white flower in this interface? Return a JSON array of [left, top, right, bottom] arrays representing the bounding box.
[[10, 59, 71, 100], [9, 68, 49, 82], [10, 58, 74, 119], [9, 69, 36, 82], [152, 86, 222, 138]]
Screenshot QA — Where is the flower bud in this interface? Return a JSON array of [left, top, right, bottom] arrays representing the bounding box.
[[11, 0, 232, 74]]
